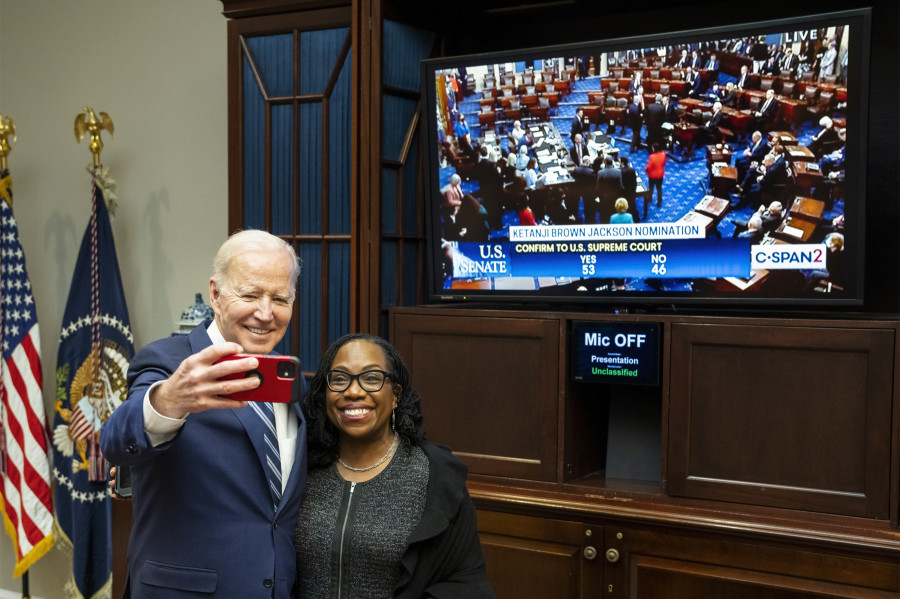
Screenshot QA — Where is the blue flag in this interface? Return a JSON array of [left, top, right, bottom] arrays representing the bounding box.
[[51, 175, 133, 599]]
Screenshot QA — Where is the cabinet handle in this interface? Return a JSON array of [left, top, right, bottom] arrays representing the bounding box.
[[583, 545, 598, 560], [605, 548, 620, 563]]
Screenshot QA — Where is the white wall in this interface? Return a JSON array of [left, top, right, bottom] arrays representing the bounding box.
[[0, 1, 228, 596]]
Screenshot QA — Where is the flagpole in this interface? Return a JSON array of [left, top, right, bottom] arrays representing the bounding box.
[[0, 115, 36, 599]]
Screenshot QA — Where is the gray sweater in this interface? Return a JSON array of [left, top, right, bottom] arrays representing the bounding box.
[[294, 444, 429, 599]]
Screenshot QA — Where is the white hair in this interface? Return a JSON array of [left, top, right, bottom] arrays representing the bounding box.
[[212, 230, 300, 301]]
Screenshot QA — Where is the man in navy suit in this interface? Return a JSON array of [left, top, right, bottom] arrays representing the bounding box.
[[735, 130, 769, 181], [101, 230, 308, 599]]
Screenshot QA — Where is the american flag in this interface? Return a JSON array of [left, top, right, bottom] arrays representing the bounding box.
[[0, 171, 54, 576]]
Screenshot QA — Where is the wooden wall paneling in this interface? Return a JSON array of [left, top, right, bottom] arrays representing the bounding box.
[[391, 310, 560, 481], [667, 322, 895, 519]]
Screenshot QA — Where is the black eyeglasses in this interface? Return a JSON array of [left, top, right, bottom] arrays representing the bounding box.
[[326, 369, 393, 392]]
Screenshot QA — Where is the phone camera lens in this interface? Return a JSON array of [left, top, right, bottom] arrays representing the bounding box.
[[278, 362, 296, 379]]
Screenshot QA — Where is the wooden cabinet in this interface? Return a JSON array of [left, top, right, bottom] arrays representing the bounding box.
[[390, 306, 900, 598], [477, 511, 604, 599], [478, 511, 900, 599]]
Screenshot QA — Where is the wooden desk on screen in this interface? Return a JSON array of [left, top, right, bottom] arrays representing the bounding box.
[[694, 195, 731, 226], [785, 145, 816, 163], [770, 131, 797, 145], [792, 163, 824, 193], [672, 122, 698, 156], [706, 144, 733, 168], [788, 196, 825, 223], [709, 165, 738, 199], [772, 215, 818, 243], [676, 210, 716, 236]]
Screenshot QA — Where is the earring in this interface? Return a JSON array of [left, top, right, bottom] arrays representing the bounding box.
[[391, 409, 396, 431]]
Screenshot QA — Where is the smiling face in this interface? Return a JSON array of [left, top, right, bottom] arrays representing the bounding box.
[[325, 339, 399, 448], [209, 249, 293, 354]]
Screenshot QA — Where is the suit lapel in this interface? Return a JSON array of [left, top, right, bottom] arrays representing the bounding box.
[[189, 322, 273, 505]]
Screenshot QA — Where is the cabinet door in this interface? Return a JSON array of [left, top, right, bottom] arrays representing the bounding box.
[[392, 312, 559, 481], [477, 510, 604, 599], [668, 323, 895, 518], [603, 524, 900, 598]]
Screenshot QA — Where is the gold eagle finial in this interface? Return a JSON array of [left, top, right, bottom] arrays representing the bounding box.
[[0, 114, 16, 171], [74, 107, 114, 167]]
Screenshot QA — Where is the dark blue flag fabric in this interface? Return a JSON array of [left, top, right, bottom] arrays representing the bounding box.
[[51, 175, 133, 599]]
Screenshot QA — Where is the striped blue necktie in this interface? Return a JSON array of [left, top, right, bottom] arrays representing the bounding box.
[[250, 402, 282, 509]]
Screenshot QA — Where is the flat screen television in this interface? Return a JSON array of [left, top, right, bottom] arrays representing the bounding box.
[[422, 9, 869, 309]]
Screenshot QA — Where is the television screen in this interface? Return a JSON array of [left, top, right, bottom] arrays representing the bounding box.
[[422, 9, 869, 308], [571, 321, 661, 386]]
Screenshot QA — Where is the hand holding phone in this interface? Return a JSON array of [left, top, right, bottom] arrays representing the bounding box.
[[215, 354, 300, 403]]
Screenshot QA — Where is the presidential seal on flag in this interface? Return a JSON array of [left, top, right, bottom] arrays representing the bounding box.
[[51, 172, 133, 599]]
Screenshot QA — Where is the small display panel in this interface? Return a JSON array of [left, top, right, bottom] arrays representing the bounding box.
[[571, 321, 661, 385]]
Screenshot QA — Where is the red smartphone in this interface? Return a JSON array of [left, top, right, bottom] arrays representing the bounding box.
[[215, 353, 300, 403]]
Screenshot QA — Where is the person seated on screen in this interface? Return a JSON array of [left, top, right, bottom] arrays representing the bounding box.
[[684, 66, 703, 98], [294, 334, 495, 599], [731, 211, 764, 242], [805, 232, 845, 292], [735, 130, 769, 182], [610, 198, 634, 224], [674, 48, 690, 69], [759, 200, 785, 234], [719, 82, 737, 108], [705, 81, 722, 103], [515, 144, 531, 173], [696, 101, 725, 147], [815, 137, 846, 209], [770, 143, 788, 178], [509, 119, 528, 149], [523, 157, 544, 190], [807, 115, 841, 159], [819, 128, 846, 175], [690, 49, 702, 70], [735, 155, 785, 209]]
